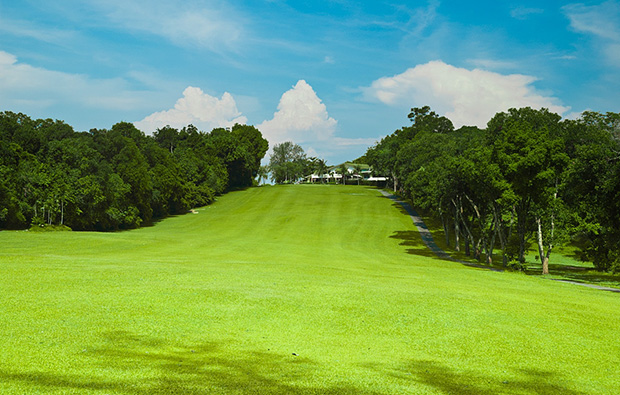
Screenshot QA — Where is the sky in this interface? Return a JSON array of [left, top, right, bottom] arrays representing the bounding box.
[[1, 0, 619, 164]]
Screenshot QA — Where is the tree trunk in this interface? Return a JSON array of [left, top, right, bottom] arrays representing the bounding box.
[[464, 194, 483, 260], [536, 217, 549, 275], [487, 228, 496, 265], [493, 205, 509, 266], [452, 199, 460, 252], [485, 208, 499, 265], [440, 209, 450, 247], [458, 201, 476, 257], [542, 255, 549, 275], [392, 172, 398, 193]]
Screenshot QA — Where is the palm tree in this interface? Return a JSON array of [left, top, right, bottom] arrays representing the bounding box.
[[339, 163, 348, 185], [315, 158, 328, 184], [354, 164, 363, 185]]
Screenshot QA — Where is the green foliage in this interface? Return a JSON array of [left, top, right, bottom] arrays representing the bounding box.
[[0, 112, 269, 231], [366, 106, 620, 273], [268, 141, 307, 183]]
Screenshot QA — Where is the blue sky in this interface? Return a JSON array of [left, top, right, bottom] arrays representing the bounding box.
[[1, 0, 619, 164]]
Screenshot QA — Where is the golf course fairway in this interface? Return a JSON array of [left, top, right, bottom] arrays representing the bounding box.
[[1, 185, 619, 394]]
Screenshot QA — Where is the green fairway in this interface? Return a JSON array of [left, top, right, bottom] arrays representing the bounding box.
[[1, 185, 619, 394]]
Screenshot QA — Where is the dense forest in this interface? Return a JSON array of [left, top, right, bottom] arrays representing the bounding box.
[[366, 106, 620, 273], [0, 111, 268, 231]]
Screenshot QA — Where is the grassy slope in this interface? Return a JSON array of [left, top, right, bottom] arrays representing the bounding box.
[[1, 185, 619, 394]]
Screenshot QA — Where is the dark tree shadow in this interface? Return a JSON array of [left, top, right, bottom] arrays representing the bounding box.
[[389, 230, 444, 259], [384, 196, 503, 272], [363, 359, 589, 395], [0, 331, 382, 394]]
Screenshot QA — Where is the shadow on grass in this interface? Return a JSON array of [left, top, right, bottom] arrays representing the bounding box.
[[384, 196, 503, 272], [0, 331, 381, 395], [389, 230, 445, 260], [364, 359, 588, 395], [381, 193, 620, 283]]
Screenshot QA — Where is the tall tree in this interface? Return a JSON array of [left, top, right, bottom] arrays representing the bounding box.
[[269, 141, 306, 184]]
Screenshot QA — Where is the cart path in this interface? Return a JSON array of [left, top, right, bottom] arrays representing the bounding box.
[[551, 279, 620, 293], [379, 190, 502, 272], [381, 190, 620, 293]]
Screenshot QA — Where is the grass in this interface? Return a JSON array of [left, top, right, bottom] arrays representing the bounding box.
[[1, 184, 620, 394]]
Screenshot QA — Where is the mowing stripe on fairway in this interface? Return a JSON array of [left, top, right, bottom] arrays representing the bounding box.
[[1, 185, 619, 394]]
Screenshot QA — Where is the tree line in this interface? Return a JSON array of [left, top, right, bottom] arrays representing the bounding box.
[[0, 111, 268, 231], [366, 106, 620, 273]]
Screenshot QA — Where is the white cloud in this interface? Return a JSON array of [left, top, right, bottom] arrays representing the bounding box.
[[87, 0, 244, 52], [134, 87, 247, 134], [0, 50, 156, 113], [258, 80, 337, 145], [399, 1, 440, 36], [563, 1, 620, 41], [362, 60, 569, 128], [0, 15, 77, 46], [563, 1, 620, 66]]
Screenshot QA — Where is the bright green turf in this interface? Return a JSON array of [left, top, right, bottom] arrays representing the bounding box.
[[1, 185, 619, 394]]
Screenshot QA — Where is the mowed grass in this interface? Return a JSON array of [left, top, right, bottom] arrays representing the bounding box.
[[1, 185, 619, 394]]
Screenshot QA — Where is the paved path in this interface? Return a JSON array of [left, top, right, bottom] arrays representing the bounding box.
[[551, 279, 620, 293], [380, 190, 620, 292], [380, 190, 502, 272]]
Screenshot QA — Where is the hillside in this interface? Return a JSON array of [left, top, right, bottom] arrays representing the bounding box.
[[1, 185, 619, 394]]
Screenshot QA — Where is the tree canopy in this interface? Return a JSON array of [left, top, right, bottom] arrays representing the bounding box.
[[268, 141, 308, 184], [0, 112, 268, 231], [366, 106, 620, 273]]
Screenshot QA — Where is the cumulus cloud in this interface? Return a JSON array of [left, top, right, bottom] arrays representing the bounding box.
[[134, 87, 247, 134], [258, 80, 337, 145], [362, 60, 569, 128]]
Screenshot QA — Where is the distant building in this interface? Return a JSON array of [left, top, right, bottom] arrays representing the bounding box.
[[302, 162, 388, 186]]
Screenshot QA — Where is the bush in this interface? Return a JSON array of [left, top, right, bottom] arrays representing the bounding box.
[[28, 224, 72, 232]]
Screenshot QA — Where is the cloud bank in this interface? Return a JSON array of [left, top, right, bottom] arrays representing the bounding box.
[[363, 60, 569, 128], [134, 87, 247, 134]]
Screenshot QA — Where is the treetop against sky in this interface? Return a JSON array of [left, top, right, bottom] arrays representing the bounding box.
[[1, 0, 619, 163]]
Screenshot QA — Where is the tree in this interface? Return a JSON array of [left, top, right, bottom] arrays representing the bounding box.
[[257, 165, 269, 185], [563, 111, 620, 272], [486, 108, 568, 274], [315, 159, 328, 184], [232, 124, 269, 186], [339, 163, 348, 185], [353, 164, 363, 185], [153, 125, 179, 154], [269, 141, 306, 184], [0, 111, 270, 231]]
